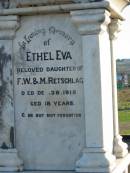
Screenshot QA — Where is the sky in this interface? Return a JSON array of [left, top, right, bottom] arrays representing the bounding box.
[[116, 5, 130, 59]]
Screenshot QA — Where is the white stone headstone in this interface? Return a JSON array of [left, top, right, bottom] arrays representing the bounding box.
[[14, 14, 85, 170]]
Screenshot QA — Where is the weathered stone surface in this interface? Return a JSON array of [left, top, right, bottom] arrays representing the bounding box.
[[0, 16, 23, 172], [0, 41, 14, 149]]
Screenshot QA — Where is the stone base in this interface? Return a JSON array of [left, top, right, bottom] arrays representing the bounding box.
[[0, 154, 130, 173], [0, 149, 23, 172], [75, 148, 116, 172]]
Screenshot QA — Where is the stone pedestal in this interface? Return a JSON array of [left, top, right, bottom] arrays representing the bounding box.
[[0, 0, 129, 173]]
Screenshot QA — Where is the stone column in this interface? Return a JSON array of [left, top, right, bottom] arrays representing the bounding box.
[[71, 9, 116, 172], [109, 19, 128, 158], [0, 16, 23, 171]]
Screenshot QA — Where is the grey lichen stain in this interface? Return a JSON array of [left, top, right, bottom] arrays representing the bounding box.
[[0, 46, 12, 149], [1, 142, 9, 149], [0, 0, 10, 9], [0, 126, 14, 149], [0, 46, 11, 127]]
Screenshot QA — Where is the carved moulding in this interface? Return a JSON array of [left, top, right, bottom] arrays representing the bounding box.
[[7, 0, 130, 13]]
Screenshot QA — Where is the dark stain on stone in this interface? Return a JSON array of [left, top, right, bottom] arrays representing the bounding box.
[[0, 0, 10, 9], [10, 126, 14, 148], [0, 46, 11, 129], [11, 101, 13, 106], [10, 69, 12, 76], [7, 77, 9, 81], [10, 80, 12, 85], [1, 142, 8, 149], [0, 81, 6, 129], [17, 168, 22, 172]]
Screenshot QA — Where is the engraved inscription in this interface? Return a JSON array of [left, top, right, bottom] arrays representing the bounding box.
[[15, 27, 83, 120]]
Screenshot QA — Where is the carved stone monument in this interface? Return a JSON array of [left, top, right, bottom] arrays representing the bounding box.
[[0, 0, 129, 173]]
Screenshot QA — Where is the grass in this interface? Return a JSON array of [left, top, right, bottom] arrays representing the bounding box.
[[119, 129, 130, 135], [118, 88, 130, 134], [119, 111, 130, 122]]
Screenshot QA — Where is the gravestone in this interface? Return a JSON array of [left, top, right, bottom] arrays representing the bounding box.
[[14, 15, 85, 170], [0, 0, 129, 173]]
